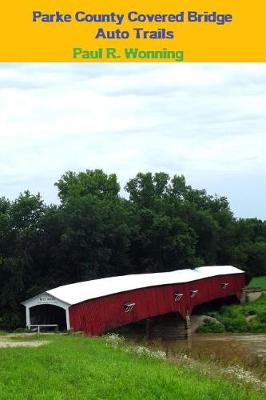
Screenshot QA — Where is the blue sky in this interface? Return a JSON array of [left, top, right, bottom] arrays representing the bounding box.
[[0, 63, 265, 219]]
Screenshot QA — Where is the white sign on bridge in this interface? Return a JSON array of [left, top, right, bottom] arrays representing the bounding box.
[[38, 295, 58, 304]]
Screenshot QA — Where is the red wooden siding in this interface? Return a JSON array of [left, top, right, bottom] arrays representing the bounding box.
[[69, 273, 245, 336]]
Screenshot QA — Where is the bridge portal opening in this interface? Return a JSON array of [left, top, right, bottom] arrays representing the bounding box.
[[30, 305, 67, 330]]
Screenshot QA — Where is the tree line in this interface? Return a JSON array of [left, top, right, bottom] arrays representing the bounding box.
[[0, 170, 265, 329]]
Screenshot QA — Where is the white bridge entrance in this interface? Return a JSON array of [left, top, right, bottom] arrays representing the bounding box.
[[21, 292, 71, 331]]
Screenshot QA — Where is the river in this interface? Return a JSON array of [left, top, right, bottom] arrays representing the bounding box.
[[150, 333, 266, 374], [191, 334, 266, 358]]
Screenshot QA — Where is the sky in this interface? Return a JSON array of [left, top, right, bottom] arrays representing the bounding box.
[[0, 63, 265, 219]]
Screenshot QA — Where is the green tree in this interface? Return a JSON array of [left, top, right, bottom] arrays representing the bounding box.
[[55, 169, 120, 204]]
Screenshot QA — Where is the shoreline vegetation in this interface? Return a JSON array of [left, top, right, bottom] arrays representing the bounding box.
[[0, 334, 265, 399], [197, 278, 266, 334], [248, 276, 266, 290]]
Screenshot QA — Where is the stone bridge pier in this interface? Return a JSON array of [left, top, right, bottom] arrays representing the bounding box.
[[146, 312, 191, 341]]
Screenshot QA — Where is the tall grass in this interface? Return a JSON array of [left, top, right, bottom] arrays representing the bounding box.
[[0, 335, 265, 399]]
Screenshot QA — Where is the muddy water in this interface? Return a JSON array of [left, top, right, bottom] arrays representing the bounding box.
[[192, 334, 266, 358], [153, 334, 266, 388], [157, 334, 266, 369]]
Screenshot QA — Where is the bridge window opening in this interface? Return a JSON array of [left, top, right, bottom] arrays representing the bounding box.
[[30, 304, 67, 330], [190, 289, 198, 298], [123, 302, 135, 312], [221, 282, 229, 289], [174, 293, 183, 302]]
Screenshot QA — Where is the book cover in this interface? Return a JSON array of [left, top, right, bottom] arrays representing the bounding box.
[[0, 1, 265, 399]]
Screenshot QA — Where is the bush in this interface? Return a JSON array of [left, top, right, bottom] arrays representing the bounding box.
[[201, 294, 266, 333], [256, 311, 266, 323], [221, 318, 249, 332], [248, 320, 266, 333], [244, 310, 256, 316], [0, 313, 23, 331], [196, 320, 225, 333]]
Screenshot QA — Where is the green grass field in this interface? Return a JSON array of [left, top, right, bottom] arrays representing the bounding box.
[[248, 276, 266, 290], [0, 335, 265, 400]]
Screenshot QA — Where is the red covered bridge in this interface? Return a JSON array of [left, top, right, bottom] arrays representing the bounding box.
[[22, 266, 245, 338]]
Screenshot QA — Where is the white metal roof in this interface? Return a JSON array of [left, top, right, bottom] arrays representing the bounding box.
[[40, 265, 244, 306]]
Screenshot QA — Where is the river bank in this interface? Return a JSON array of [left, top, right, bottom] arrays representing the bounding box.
[[195, 292, 266, 333]]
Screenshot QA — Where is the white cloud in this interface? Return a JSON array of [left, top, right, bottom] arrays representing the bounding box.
[[0, 63, 265, 218]]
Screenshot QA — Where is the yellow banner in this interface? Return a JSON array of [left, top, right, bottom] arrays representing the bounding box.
[[1, 1, 265, 62]]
